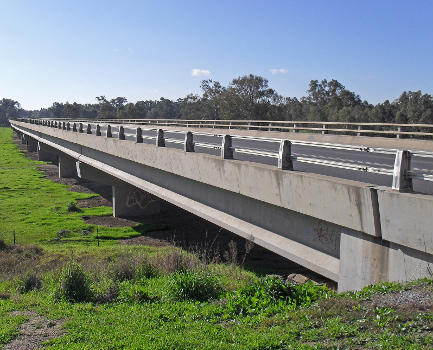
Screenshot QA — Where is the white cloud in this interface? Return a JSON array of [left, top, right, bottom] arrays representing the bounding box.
[[191, 68, 211, 77], [270, 68, 288, 75]]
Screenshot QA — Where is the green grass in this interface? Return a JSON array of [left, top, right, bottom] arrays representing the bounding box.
[[0, 128, 165, 245], [1, 127, 433, 349]]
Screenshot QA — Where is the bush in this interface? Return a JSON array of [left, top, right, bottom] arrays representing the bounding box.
[[67, 202, 81, 213], [153, 249, 201, 274], [168, 270, 222, 302], [222, 276, 330, 318], [59, 262, 92, 302], [0, 239, 7, 251], [137, 260, 159, 279], [17, 272, 42, 293], [111, 259, 137, 282]]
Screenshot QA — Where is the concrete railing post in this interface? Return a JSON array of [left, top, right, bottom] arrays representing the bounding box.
[[392, 150, 412, 192], [62, 122, 66, 130], [58, 122, 62, 129], [136, 127, 143, 143], [79, 123, 84, 133], [106, 125, 112, 138], [184, 131, 194, 152], [66, 122, 71, 131], [119, 126, 125, 140], [221, 134, 233, 159], [278, 140, 293, 170], [86, 124, 92, 134], [156, 129, 165, 147], [96, 124, 101, 136], [293, 123, 298, 133], [396, 126, 402, 139], [72, 123, 77, 132], [322, 124, 328, 135]]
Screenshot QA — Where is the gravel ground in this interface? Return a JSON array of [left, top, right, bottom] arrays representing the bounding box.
[[371, 284, 433, 311]]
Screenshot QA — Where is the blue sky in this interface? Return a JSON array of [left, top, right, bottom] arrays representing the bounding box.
[[1, 0, 432, 109]]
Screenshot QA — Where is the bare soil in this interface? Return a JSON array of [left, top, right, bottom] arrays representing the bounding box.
[[4, 311, 64, 350]]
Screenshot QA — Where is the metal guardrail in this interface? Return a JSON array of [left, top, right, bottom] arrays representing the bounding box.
[[15, 118, 433, 192], [27, 118, 433, 139]]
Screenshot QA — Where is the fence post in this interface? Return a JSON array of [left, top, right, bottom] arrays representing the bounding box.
[[396, 126, 402, 139], [136, 127, 143, 143], [221, 135, 233, 159], [106, 125, 112, 138], [156, 129, 165, 147], [392, 150, 412, 191], [119, 126, 125, 140], [86, 124, 92, 134], [96, 124, 101, 136], [357, 125, 362, 136], [322, 124, 328, 135], [278, 140, 293, 170], [184, 131, 194, 152]]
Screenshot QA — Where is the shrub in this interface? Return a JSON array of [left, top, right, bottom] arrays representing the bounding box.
[[153, 249, 201, 274], [137, 260, 159, 279], [59, 262, 92, 302], [168, 270, 222, 302], [67, 202, 81, 212], [222, 276, 331, 318], [17, 272, 42, 293], [0, 239, 7, 251], [111, 259, 137, 282]]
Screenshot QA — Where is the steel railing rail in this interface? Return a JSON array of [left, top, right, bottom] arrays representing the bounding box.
[[13, 118, 433, 192]]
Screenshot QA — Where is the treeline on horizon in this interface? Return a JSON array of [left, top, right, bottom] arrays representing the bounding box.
[[1, 75, 433, 127]]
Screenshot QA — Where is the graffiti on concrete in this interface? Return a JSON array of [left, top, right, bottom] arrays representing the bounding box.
[[126, 190, 158, 209]]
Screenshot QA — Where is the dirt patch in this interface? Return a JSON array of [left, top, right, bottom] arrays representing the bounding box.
[[4, 311, 64, 350], [370, 284, 433, 311], [82, 215, 142, 227], [77, 196, 111, 208], [118, 234, 173, 247]]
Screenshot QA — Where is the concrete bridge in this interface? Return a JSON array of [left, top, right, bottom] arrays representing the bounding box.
[[10, 119, 433, 291]]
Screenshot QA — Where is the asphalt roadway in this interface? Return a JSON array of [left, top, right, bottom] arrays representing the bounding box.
[[93, 124, 433, 195]]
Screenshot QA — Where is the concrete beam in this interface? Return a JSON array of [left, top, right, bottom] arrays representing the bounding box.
[[58, 153, 77, 178], [37, 142, 58, 162], [377, 188, 433, 254]]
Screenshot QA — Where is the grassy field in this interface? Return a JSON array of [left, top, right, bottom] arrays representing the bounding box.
[[0, 126, 433, 350]]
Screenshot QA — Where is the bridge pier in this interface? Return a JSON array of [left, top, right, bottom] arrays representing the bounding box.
[[76, 161, 161, 218], [26, 137, 38, 152], [58, 153, 77, 178], [37, 142, 58, 162]]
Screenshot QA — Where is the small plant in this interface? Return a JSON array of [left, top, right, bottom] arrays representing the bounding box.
[[67, 202, 81, 213], [59, 261, 92, 302], [0, 239, 7, 251], [56, 229, 71, 239], [222, 276, 331, 318], [117, 281, 156, 303], [168, 270, 222, 302], [17, 272, 42, 293]]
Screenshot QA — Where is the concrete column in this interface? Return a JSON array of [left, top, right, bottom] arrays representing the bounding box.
[[338, 231, 389, 292], [112, 184, 161, 218], [37, 142, 58, 162], [21, 134, 27, 144], [26, 137, 38, 152], [58, 153, 77, 178], [76, 161, 161, 218]]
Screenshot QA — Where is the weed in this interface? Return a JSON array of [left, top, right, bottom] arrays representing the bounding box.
[[17, 272, 42, 293], [153, 249, 201, 274], [137, 260, 159, 279], [168, 270, 222, 301], [118, 280, 156, 303], [59, 261, 93, 302], [111, 259, 137, 282]]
